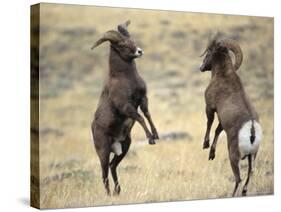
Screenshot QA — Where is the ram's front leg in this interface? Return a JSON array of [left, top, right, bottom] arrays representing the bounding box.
[[203, 106, 215, 149], [140, 96, 159, 140], [209, 122, 223, 160], [121, 103, 155, 145]]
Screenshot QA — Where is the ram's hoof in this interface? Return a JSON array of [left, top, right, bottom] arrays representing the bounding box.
[[242, 190, 247, 196], [203, 141, 210, 149], [113, 185, 121, 196], [148, 138, 156, 145], [153, 133, 159, 140], [209, 150, 215, 160]]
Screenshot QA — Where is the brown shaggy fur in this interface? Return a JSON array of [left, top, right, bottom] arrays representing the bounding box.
[[91, 21, 158, 195], [200, 37, 260, 197]]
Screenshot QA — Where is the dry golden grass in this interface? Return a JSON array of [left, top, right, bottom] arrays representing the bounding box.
[[35, 3, 273, 208]]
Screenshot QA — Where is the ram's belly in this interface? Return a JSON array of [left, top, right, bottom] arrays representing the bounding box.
[[111, 118, 134, 155]]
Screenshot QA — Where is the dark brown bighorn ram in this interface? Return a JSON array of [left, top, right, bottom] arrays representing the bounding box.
[[91, 21, 159, 195], [199, 35, 262, 197]]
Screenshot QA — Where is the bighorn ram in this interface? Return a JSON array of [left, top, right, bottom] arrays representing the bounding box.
[[91, 21, 159, 195], [199, 35, 262, 196]]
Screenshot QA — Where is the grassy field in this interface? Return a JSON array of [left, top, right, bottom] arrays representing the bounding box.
[[35, 3, 273, 208]]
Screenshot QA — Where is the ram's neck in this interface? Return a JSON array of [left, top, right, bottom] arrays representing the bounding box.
[[109, 46, 137, 77], [211, 54, 234, 78]]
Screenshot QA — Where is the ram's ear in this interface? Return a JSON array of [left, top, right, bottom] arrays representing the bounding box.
[[118, 20, 131, 37]]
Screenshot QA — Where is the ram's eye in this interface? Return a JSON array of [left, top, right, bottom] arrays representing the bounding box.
[[121, 45, 129, 50], [125, 47, 134, 53], [119, 44, 126, 48]]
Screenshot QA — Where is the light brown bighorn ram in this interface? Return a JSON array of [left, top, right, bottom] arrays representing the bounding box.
[[200, 35, 262, 197]]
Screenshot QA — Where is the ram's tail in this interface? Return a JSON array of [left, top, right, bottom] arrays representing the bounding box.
[[250, 120, 256, 144]]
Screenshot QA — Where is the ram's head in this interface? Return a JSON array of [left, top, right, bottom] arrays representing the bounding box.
[[91, 20, 143, 61], [200, 35, 243, 72]]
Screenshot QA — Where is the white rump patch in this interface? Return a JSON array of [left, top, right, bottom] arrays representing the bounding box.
[[238, 120, 262, 159], [111, 141, 122, 156]]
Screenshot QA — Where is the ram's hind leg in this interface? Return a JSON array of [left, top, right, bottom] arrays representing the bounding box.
[[242, 155, 253, 196], [110, 136, 131, 195], [93, 127, 111, 195], [228, 138, 242, 197], [96, 148, 110, 195]]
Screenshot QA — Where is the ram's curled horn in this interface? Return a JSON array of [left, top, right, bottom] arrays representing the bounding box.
[[91, 30, 124, 50], [219, 39, 243, 71], [118, 20, 131, 37]]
